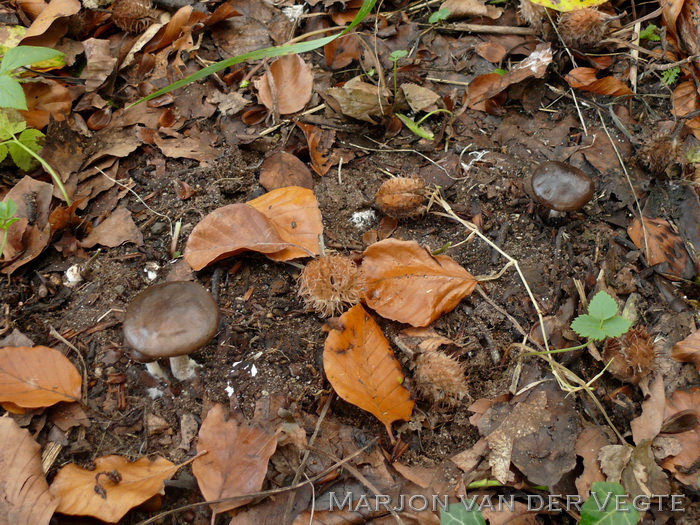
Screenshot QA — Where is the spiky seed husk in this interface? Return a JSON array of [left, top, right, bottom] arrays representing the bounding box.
[[375, 177, 428, 218], [112, 0, 157, 34], [603, 327, 657, 384], [635, 132, 683, 175], [519, 0, 547, 32], [557, 8, 608, 50], [298, 256, 364, 317], [414, 351, 469, 406]]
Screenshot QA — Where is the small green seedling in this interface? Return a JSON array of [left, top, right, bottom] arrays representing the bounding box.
[[639, 24, 661, 42], [0, 46, 64, 110], [396, 109, 452, 141], [429, 8, 451, 24], [580, 482, 640, 525], [0, 109, 71, 204], [0, 199, 20, 260], [571, 291, 633, 341], [660, 66, 681, 86], [389, 49, 409, 98]]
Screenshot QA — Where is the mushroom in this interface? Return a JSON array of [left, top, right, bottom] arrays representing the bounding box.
[[530, 161, 595, 218], [123, 281, 219, 381]]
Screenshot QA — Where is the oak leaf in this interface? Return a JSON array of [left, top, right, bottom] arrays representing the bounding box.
[[50, 455, 181, 523], [361, 239, 478, 327], [193, 404, 278, 514], [324, 304, 414, 438], [0, 418, 58, 525], [255, 54, 313, 115], [0, 346, 81, 407]]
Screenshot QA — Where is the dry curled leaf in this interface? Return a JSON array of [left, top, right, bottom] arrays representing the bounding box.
[[0, 346, 81, 408], [324, 304, 414, 438], [79, 206, 144, 249], [193, 404, 278, 514], [297, 122, 337, 176], [440, 0, 502, 20], [327, 76, 391, 123], [672, 329, 700, 371], [0, 418, 58, 525], [21, 0, 81, 46], [399, 84, 440, 113], [361, 239, 478, 327], [259, 151, 314, 191], [565, 67, 633, 96], [660, 388, 700, 486], [671, 81, 700, 140], [627, 216, 694, 280], [50, 455, 180, 522], [324, 34, 361, 69], [255, 54, 313, 115]]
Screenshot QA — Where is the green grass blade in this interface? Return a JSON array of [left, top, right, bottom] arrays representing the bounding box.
[[129, 0, 377, 108]]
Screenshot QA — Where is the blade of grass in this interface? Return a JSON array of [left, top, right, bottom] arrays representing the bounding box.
[[128, 0, 377, 108]]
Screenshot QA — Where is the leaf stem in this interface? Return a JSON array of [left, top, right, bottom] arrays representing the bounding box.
[[522, 341, 591, 357], [0, 228, 8, 260], [10, 134, 71, 204]]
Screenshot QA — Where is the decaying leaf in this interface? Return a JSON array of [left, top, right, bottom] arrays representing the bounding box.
[[50, 455, 181, 522], [0, 346, 81, 408], [259, 151, 314, 191], [671, 81, 700, 139], [565, 67, 633, 96], [599, 441, 670, 498], [361, 239, 477, 327], [660, 388, 700, 486], [627, 216, 694, 280], [324, 304, 415, 437], [79, 206, 144, 249], [255, 54, 313, 115], [193, 404, 278, 514], [297, 122, 337, 176], [324, 34, 361, 69], [0, 418, 58, 525], [671, 329, 700, 371], [327, 76, 391, 123], [440, 0, 503, 20], [399, 83, 441, 113], [574, 424, 608, 499], [21, 0, 81, 46]]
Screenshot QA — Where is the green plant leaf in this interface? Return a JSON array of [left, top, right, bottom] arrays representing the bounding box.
[[0, 46, 64, 75], [440, 502, 486, 525], [0, 143, 7, 164], [639, 25, 660, 42], [396, 113, 434, 140], [429, 8, 451, 24], [389, 49, 409, 62], [0, 74, 27, 110], [587, 291, 619, 321], [9, 128, 44, 171], [601, 316, 633, 338], [0, 107, 27, 139], [130, 0, 377, 108], [0, 198, 17, 219], [571, 315, 607, 341], [580, 482, 640, 525], [661, 66, 681, 86]]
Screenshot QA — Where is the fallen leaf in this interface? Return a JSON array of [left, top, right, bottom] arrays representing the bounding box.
[[327, 76, 392, 123], [255, 54, 313, 115], [361, 239, 478, 327], [153, 134, 218, 164], [574, 424, 608, 499], [672, 329, 700, 371], [206, 90, 250, 116], [297, 122, 337, 176], [627, 216, 694, 280], [441, 0, 502, 20], [475, 42, 507, 63], [324, 34, 361, 69], [0, 346, 81, 407], [50, 455, 181, 522], [671, 81, 700, 140], [21, 0, 80, 46], [565, 67, 633, 96], [466, 72, 507, 112], [19, 79, 72, 129], [193, 404, 278, 514], [630, 374, 666, 445], [393, 327, 455, 358], [323, 304, 415, 437], [660, 388, 700, 486], [0, 418, 58, 525], [80, 38, 117, 92], [80, 206, 144, 249], [259, 151, 314, 191], [399, 83, 441, 113]]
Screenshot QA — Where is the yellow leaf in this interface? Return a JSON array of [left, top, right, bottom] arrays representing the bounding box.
[[528, 0, 608, 13]]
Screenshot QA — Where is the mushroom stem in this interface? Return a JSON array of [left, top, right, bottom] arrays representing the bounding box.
[[146, 361, 168, 380], [169, 355, 201, 381]]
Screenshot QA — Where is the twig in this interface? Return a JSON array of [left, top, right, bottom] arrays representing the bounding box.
[[428, 23, 538, 36]]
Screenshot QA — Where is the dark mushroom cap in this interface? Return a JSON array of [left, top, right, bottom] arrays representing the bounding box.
[[124, 281, 219, 362], [531, 161, 595, 212]]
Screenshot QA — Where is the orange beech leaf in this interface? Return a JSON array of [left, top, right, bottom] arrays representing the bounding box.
[[248, 186, 322, 261], [193, 404, 278, 514], [324, 304, 414, 438], [0, 418, 58, 525], [565, 67, 633, 96], [627, 216, 694, 281], [259, 151, 314, 191], [184, 204, 293, 270], [0, 346, 81, 408], [297, 122, 337, 175], [660, 388, 700, 486], [20, 79, 72, 129], [50, 455, 181, 523], [255, 54, 313, 115], [672, 329, 700, 371], [361, 239, 478, 327], [476, 42, 507, 63], [672, 81, 700, 140], [324, 34, 361, 69], [20, 0, 80, 46]]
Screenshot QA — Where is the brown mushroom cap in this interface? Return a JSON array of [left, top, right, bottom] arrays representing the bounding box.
[[531, 161, 595, 212], [123, 281, 219, 362]]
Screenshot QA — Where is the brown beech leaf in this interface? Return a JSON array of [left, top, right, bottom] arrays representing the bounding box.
[[672, 329, 700, 371], [574, 424, 608, 499], [20, 79, 72, 129], [476, 42, 507, 63], [0, 418, 58, 525], [324, 34, 361, 69], [324, 304, 414, 438], [327, 76, 392, 123], [361, 239, 478, 327], [193, 404, 278, 514], [184, 204, 293, 271], [259, 151, 314, 191], [297, 122, 336, 176], [0, 346, 81, 408], [441, 0, 502, 20], [80, 206, 144, 249], [255, 54, 313, 115], [565, 67, 633, 96], [399, 83, 441, 113], [50, 455, 181, 522], [671, 81, 700, 140], [21, 0, 80, 46], [627, 216, 694, 280], [660, 388, 700, 486], [80, 38, 117, 92]]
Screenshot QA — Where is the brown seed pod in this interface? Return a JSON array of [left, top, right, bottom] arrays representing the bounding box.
[[298, 255, 364, 317], [602, 327, 657, 384], [111, 0, 157, 34], [557, 8, 610, 50], [519, 0, 547, 32], [635, 131, 683, 175], [414, 351, 469, 406], [375, 177, 428, 219]]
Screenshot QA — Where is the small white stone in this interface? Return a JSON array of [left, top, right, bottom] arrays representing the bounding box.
[[63, 264, 84, 287], [250, 364, 258, 377], [350, 210, 376, 229], [225, 383, 234, 397], [143, 262, 160, 281], [146, 387, 163, 399]]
